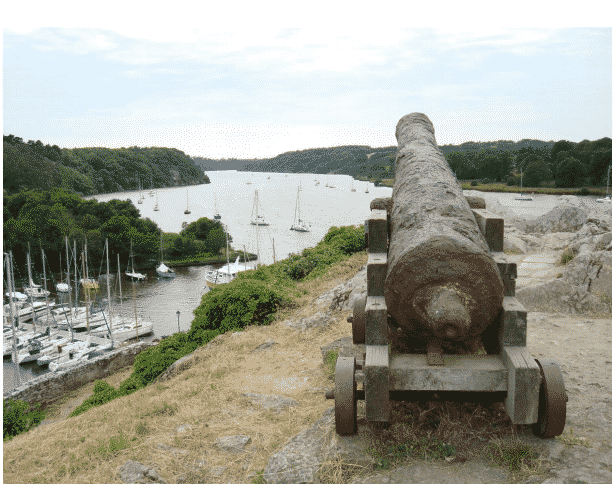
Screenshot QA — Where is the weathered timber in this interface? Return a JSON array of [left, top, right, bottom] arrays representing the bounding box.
[[385, 113, 504, 343]]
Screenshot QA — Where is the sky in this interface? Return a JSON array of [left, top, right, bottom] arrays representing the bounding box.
[[2, 19, 612, 160]]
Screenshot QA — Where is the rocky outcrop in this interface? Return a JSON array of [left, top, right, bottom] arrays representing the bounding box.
[[263, 406, 376, 484], [118, 460, 167, 484], [517, 249, 612, 316]]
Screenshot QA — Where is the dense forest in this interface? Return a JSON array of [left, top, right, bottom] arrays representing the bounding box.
[[3, 188, 230, 282], [194, 137, 612, 189], [3, 135, 209, 196]]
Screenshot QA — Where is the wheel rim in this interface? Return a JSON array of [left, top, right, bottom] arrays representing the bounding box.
[[335, 356, 357, 435], [533, 359, 567, 438]]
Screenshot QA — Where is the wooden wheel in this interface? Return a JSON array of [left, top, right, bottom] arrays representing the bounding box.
[[335, 356, 357, 435], [352, 295, 366, 344], [533, 359, 567, 438]]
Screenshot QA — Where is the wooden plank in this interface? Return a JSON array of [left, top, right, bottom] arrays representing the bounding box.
[[368, 209, 388, 254], [365, 296, 388, 346], [367, 252, 387, 297], [472, 209, 504, 253], [365, 345, 390, 422], [501, 346, 540, 424], [389, 354, 507, 391], [499, 297, 528, 347], [492, 252, 517, 297]]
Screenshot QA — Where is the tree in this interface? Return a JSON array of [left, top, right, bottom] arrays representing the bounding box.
[[523, 160, 550, 188], [555, 158, 587, 188]]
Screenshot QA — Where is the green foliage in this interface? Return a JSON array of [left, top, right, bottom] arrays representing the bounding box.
[[69, 381, 119, 418], [323, 226, 365, 254], [560, 247, 576, 265], [577, 187, 590, 196], [471, 181, 478, 186], [3, 399, 47, 441], [131, 332, 201, 387], [506, 176, 519, 186], [523, 160, 550, 188], [190, 279, 284, 335], [555, 158, 587, 188]]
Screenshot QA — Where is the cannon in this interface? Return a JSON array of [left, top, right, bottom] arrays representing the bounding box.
[[326, 113, 567, 438]]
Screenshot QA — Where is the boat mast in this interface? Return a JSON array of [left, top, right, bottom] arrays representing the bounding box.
[[117, 254, 123, 315], [131, 267, 139, 342], [81, 252, 91, 333], [65, 236, 74, 342], [73, 240, 78, 314], [105, 239, 113, 341], [26, 250, 37, 331], [39, 240, 47, 293], [6, 252, 21, 386]]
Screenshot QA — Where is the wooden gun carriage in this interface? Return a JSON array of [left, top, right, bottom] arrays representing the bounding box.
[[326, 113, 567, 439]]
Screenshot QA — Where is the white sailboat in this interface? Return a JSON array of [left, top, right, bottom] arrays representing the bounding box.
[[156, 234, 176, 278], [597, 166, 611, 203], [153, 191, 159, 211], [205, 255, 254, 287], [126, 240, 147, 281], [184, 189, 191, 214], [351, 178, 356, 192], [56, 249, 70, 293], [290, 186, 310, 232], [365, 181, 369, 193], [137, 175, 144, 204], [515, 168, 532, 201], [213, 194, 221, 220], [250, 190, 269, 225]]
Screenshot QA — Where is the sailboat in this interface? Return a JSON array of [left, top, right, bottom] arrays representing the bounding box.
[[125, 240, 146, 281], [597, 166, 611, 203], [351, 179, 356, 192], [213, 194, 221, 220], [149, 174, 155, 196], [56, 250, 70, 293], [156, 234, 176, 278], [515, 168, 532, 201], [365, 181, 369, 193], [184, 189, 191, 214], [137, 175, 144, 204], [250, 190, 269, 226], [153, 191, 159, 211], [290, 186, 310, 232], [298, 178, 302, 191]]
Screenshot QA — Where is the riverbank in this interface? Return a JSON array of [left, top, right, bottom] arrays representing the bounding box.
[[374, 178, 609, 196]]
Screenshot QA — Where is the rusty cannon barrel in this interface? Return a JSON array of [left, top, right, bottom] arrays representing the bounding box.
[[385, 113, 504, 343]]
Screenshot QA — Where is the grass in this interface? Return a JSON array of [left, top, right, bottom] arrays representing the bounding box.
[[559, 247, 577, 266]]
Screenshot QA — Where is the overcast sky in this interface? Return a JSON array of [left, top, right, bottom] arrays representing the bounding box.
[[3, 24, 612, 159]]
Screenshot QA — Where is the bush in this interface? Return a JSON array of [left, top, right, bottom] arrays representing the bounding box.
[[190, 279, 284, 335], [506, 176, 518, 186], [132, 332, 202, 387], [3, 399, 47, 441], [70, 381, 119, 418], [577, 187, 590, 196], [323, 226, 364, 255], [471, 181, 478, 186]]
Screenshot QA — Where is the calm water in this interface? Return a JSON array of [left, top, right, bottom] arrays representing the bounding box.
[[4, 172, 609, 392]]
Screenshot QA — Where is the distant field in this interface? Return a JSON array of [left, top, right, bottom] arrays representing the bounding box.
[[368, 178, 606, 196]]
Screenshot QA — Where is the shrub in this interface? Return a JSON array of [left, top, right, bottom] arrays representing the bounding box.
[[471, 181, 478, 186], [190, 279, 284, 335], [323, 226, 364, 255], [70, 381, 119, 417], [577, 187, 590, 196], [3, 399, 47, 441], [506, 176, 518, 186], [132, 332, 202, 386]]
